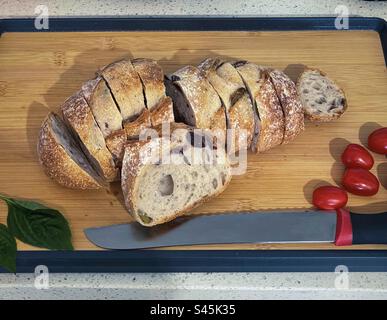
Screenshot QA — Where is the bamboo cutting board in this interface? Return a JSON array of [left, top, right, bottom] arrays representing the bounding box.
[[0, 30, 386, 251]]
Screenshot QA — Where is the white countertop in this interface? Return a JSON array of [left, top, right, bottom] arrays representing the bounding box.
[[0, 0, 387, 300], [1, 272, 387, 300], [0, 0, 386, 20]]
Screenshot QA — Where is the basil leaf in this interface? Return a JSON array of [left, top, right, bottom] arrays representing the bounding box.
[[0, 224, 17, 273], [0, 195, 73, 250]]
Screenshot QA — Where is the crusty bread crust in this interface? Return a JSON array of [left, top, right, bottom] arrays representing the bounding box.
[[123, 108, 151, 137], [199, 58, 255, 151], [99, 59, 146, 121], [132, 58, 166, 111], [105, 129, 127, 166], [61, 93, 118, 182], [169, 65, 223, 129], [255, 71, 285, 152], [81, 77, 123, 138], [268, 69, 304, 144], [150, 96, 175, 126], [235, 63, 285, 153], [37, 113, 102, 189], [296, 67, 348, 122]]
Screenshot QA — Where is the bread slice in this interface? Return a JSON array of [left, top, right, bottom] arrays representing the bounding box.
[[106, 107, 154, 167], [131, 58, 166, 111], [105, 129, 127, 167], [121, 124, 232, 226], [268, 69, 304, 144], [166, 66, 225, 130], [149, 96, 175, 127], [297, 68, 347, 122], [37, 112, 103, 189], [99, 59, 146, 121], [234, 62, 284, 153], [81, 76, 123, 138], [198, 58, 255, 152], [61, 93, 118, 182], [123, 108, 151, 137]]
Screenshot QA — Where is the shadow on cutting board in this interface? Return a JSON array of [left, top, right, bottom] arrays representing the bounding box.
[[329, 137, 351, 186], [359, 122, 383, 147], [303, 179, 333, 205]]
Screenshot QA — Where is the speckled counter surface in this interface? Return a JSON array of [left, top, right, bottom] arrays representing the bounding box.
[[0, 0, 387, 19], [1, 0, 387, 300], [1, 273, 387, 300]]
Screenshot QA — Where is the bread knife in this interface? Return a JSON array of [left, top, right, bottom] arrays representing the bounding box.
[[84, 208, 387, 249]]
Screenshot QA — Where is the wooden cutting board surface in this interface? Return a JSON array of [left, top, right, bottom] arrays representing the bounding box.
[[0, 30, 386, 251]]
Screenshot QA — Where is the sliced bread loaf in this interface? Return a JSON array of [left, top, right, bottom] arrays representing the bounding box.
[[166, 65, 225, 131], [198, 58, 255, 152], [268, 69, 304, 144], [234, 62, 285, 153], [131, 58, 166, 111], [37, 112, 103, 189], [105, 99, 175, 168], [121, 124, 232, 226], [297, 68, 347, 122], [61, 93, 118, 182], [81, 76, 123, 138], [149, 96, 174, 127], [99, 59, 146, 122], [123, 108, 151, 137]]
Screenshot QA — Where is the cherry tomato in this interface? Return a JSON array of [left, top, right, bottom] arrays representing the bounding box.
[[368, 127, 387, 155], [342, 168, 379, 196], [341, 143, 374, 170], [312, 186, 348, 210]]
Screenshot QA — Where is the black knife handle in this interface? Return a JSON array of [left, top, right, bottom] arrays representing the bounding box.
[[351, 212, 387, 245]]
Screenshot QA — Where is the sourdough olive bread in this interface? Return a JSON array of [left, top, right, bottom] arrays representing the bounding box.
[[267, 69, 304, 144], [61, 93, 118, 182], [167, 65, 225, 131], [132, 58, 166, 111], [297, 68, 347, 122], [38, 113, 103, 189], [234, 62, 284, 153], [99, 59, 146, 122], [121, 124, 232, 226], [81, 76, 123, 138], [198, 58, 255, 152]]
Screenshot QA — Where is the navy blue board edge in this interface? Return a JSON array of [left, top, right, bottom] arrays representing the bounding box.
[[0, 16, 386, 273]]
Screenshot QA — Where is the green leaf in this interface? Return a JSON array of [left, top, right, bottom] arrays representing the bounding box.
[[0, 194, 73, 250], [0, 224, 17, 273]]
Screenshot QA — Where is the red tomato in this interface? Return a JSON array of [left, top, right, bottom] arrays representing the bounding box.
[[312, 186, 348, 210], [368, 127, 387, 155], [341, 144, 374, 170], [342, 168, 379, 196]]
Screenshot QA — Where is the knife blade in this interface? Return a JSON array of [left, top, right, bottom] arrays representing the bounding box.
[[84, 210, 337, 250]]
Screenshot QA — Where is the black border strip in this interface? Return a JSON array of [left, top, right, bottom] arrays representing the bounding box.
[[8, 250, 387, 273], [0, 16, 386, 272]]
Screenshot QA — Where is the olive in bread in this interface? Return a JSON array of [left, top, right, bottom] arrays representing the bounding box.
[[121, 124, 232, 226], [61, 93, 118, 182], [297, 68, 347, 122], [37, 112, 104, 189]]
